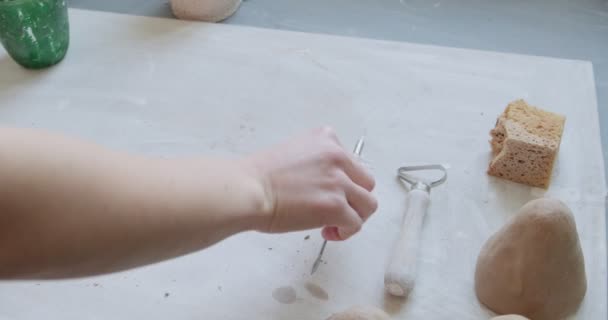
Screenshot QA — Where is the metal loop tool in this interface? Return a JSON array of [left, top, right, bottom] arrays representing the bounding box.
[[397, 164, 448, 192], [385, 164, 447, 297]]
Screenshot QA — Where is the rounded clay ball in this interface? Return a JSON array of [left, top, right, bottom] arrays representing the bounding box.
[[170, 0, 242, 22], [475, 198, 587, 320]]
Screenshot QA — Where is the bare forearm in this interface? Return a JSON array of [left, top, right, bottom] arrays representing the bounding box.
[[0, 128, 267, 279], [0, 126, 378, 279]]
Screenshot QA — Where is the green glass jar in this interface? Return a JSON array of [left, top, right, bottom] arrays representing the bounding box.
[[0, 0, 69, 69]]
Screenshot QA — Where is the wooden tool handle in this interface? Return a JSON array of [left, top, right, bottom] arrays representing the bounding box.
[[384, 188, 430, 297]]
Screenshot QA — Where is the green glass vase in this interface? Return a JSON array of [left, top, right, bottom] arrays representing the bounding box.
[[0, 0, 69, 69]]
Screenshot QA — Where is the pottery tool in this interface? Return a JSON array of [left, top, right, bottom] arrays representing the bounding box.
[[384, 164, 447, 297], [311, 136, 366, 275]]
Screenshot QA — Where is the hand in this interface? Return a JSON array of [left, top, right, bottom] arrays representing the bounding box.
[[247, 127, 377, 240]]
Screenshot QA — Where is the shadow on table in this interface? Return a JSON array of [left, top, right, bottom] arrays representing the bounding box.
[[0, 53, 58, 96], [383, 291, 407, 315], [121, 13, 226, 48], [127, 16, 195, 36]]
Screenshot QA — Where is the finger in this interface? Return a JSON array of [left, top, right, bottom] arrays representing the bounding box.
[[336, 205, 363, 240], [320, 192, 362, 230], [337, 224, 362, 240], [345, 180, 378, 221], [322, 226, 341, 241], [343, 154, 375, 191], [314, 126, 342, 146], [322, 225, 360, 241]]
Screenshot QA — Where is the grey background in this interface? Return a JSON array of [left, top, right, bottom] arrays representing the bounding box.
[[70, 0, 608, 172]]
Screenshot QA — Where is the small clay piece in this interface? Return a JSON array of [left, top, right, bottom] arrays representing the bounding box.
[[475, 198, 586, 320], [487, 99, 565, 188], [305, 282, 329, 301], [272, 286, 297, 304], [490, 315, 530, 320], [326, 305, 390, 320], [170, 0, 242, 22]]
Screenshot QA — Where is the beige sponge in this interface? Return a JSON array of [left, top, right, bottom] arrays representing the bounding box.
[[488, 100, 565, 188]]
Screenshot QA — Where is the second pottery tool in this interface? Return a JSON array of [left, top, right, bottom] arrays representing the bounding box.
[[384, 164, 447, 297]]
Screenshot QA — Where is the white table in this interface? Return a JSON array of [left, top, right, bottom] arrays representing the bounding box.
[[0, 9, 605, 320]]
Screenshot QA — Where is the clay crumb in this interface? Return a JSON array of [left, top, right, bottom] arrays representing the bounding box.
[[272, 286, 297, 304], [305, 282, 329, 301]]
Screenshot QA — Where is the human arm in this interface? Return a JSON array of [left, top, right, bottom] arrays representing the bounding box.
[[0, 126, 376, 279]]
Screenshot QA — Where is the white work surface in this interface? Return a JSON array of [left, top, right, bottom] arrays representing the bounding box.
[[0, 9, 606, 320]]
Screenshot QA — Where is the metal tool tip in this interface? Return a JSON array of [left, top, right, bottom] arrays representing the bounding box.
[[354, 137, 365, 155], [310, 260, 320, 275]]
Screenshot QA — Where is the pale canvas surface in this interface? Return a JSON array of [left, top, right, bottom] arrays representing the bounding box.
[[0, 9, 604, 320]]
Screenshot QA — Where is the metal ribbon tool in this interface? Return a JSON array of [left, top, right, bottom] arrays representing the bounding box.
[[384, 164, 447, 297], [311, 136, 366, 275]]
